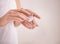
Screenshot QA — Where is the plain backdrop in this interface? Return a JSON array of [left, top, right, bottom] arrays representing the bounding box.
[[16, 0, 60, 44]]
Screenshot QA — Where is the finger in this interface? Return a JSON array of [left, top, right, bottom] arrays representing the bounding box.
[[18, 13, 29, 21], [7, 9, 21, 15], [22, 21, 31, 29], [8, 9, 30, 16], [8, 9, 31, 21], [27, 20, 38, 28], [25, 9, 40, 19], [9, 11, 29, 21], [9, 16, 24, 22], [18, 8, 31, 16], [32, 20, 38, 27], [22, 21, 34, 29], [6, 10, 20, 17]]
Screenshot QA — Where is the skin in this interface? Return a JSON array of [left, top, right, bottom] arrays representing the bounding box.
[[0, 8, 40, 29]]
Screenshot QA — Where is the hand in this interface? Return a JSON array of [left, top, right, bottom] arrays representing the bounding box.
[[0, 8, 40, 29], [20, 9, 40, 29], [0, 9, 28, 27]]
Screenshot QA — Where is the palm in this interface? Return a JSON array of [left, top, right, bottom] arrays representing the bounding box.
[[22, 19, 38, 29]]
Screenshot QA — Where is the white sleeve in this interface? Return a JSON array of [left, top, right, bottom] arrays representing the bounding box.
[[0, 26, 6, 30], [0, 24, 9, 34], [0, 24, 9, 41]]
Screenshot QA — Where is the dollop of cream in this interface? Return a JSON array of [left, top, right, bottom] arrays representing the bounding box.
[[28, 16, 34, 22]]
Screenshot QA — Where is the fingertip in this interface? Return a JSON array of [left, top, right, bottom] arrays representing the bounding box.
[[37, 16, 40, 19], [34, 14, 40, 19]]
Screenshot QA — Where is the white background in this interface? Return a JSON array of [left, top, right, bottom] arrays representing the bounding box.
[[17, 0, 60, 44]]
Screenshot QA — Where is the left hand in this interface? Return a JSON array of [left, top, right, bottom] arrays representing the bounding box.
[[14, 8, 40, 29]]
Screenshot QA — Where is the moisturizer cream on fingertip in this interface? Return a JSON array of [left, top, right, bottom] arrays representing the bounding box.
[[27, 16, 34, 22]]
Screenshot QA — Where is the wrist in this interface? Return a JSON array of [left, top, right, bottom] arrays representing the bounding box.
[[0, 17, 4, 27]]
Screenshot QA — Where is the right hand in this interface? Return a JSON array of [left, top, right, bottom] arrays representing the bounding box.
[[0, 9, 28, 27]]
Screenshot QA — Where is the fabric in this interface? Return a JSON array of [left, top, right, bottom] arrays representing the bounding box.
[[0, 0, 18, 44]]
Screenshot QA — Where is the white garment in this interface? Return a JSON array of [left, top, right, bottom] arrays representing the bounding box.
[[0, 0, 18, 44]]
